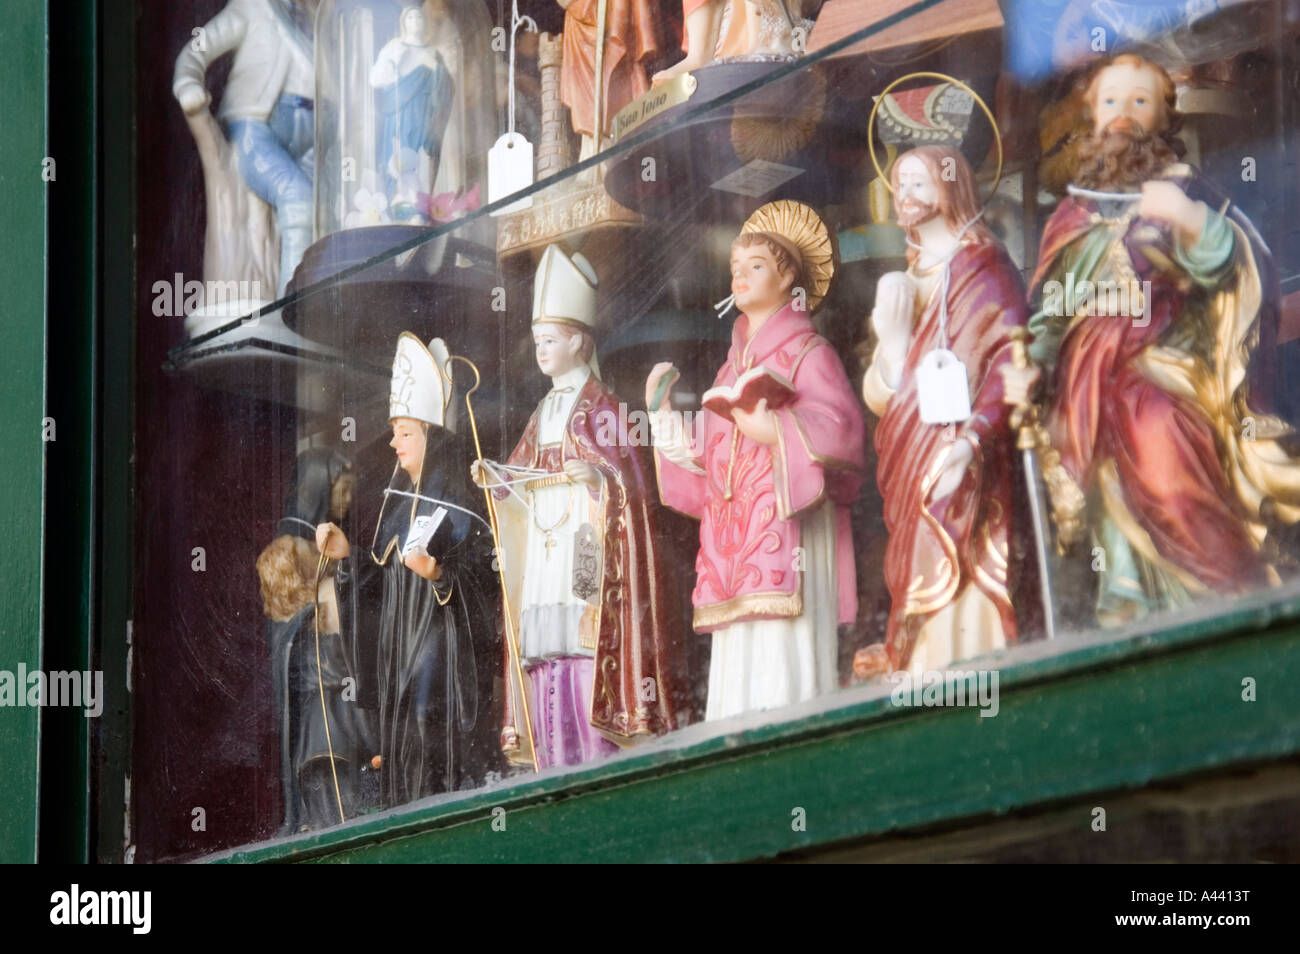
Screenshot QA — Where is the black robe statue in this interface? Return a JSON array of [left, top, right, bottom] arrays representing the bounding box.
[[361, 425, 501, 807], [264, 448, 375, 835]]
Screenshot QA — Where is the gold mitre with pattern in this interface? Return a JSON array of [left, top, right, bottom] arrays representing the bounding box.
[[740, 200, 836, 311], [389, 332, 455, 431], [532, 244, 598, 332]]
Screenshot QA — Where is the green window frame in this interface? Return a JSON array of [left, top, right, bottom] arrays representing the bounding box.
[[0, 0, 50, 866]]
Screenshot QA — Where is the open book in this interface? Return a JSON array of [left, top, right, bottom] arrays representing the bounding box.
[[702, 366, 796, 417]]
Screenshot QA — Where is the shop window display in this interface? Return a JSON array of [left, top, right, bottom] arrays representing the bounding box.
[[122, 0, 1300, 860]]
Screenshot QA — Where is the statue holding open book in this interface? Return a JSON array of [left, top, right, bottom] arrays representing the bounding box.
[[648, 200, 865, 720]]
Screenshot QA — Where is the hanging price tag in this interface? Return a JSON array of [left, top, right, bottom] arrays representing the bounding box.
[[916, 349, 971, 424], [488, 132, 534, 215]]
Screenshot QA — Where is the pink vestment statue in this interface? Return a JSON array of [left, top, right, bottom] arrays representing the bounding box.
[[651, 202, 864, 718], [657, 301, 864, 629]]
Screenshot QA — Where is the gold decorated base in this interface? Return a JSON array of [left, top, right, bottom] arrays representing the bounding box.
[[496, 181, 643, 258]]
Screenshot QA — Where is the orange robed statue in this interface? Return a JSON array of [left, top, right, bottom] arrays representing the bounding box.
[[558, 0, 660, 157]]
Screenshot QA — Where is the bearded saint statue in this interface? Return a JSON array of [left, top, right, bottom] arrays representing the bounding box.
[[1001, 53, 1300, 626]]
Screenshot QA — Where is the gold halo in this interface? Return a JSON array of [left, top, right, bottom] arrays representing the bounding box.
[[867, 72, 1004, 205], [740, 200, 836, 312]]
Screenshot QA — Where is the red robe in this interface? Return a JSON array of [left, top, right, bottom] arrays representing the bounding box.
[[874, 241, 1026, 669], [1031, 183, 1276, 595], [498, 374, 687, 760]]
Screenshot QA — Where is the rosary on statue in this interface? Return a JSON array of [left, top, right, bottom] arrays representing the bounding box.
[[532, 482, 574, 560]]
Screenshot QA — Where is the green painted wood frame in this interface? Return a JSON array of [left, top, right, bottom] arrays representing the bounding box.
[[207, 593, 1300, 863], [0, 0, 109, 865], [41, 0, 101, 865], [0, 0, 50, 864]]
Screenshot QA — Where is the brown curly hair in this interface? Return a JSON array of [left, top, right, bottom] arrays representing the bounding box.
[[256, 535, 319, 622]]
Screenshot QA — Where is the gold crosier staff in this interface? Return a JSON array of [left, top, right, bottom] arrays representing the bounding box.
[[445, 354, 540, 773], [594, 0, 608, 146], [312, 550, 348, 826]]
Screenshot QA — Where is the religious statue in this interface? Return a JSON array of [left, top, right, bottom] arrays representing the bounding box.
[[653, 0, 809, 85], [369, 3, 456, 221], [853, 145, 1027, 679], [557, 0, 660, 159], [1002, 53, 1300, 625], [647, 200, 864, 719], [173, 0, 318, 299], [257, 447, 373, 832], [472, 245, 690, 769], [316, 334, 499, 806]]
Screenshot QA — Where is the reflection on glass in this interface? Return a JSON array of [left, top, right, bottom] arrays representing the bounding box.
[[133, 0, 1300, 861], [314, 0, 497, 242]]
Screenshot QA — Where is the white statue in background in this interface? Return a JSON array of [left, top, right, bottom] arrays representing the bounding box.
[[173, 0, 318, 309]]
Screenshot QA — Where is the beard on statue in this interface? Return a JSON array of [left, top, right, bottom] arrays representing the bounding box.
[[896, 197, 938, 229], [1073, 119, 1183, 192]]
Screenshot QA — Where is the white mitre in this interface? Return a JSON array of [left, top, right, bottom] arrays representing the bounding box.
[[532, 244, 599, 377], [389, 332, 456, 431]]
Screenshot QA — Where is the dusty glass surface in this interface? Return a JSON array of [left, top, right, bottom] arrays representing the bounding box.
[[130, 0, 1300, 860]]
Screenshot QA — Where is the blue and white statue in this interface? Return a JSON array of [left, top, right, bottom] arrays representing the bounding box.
[[368, 4, 456, 222], [174, 0, 318, 300]]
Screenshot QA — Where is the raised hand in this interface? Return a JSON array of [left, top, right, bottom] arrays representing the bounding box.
[[645, 361, 678, 412], [1139, 180, 1208, 246], [870, 271, 917, 389]]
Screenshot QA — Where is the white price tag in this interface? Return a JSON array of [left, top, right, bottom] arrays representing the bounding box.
[[402, 507, 448, 558], [916, 349, 971, 424], [488, 132, 534, 215]]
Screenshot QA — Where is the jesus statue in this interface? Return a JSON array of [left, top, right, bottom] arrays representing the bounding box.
[[854, 145, 1028, 680]]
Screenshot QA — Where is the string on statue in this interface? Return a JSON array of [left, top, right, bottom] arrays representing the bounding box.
[[280, 516, 318, 536], [383, 488, 494, 533], [473, 460, 551, 510], [506, 0, 537, 138], [1066, 184, 1142, 203], [905, 210, 986, 350]]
